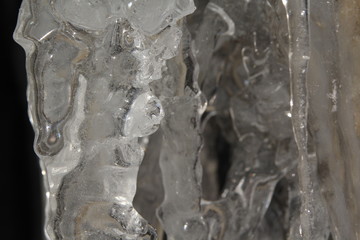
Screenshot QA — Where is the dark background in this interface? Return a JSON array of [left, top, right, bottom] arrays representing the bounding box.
[[1, 1, 43, 240]]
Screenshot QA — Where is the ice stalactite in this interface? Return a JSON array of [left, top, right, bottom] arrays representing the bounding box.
[[282, 1, 326, 239], [14, 0, 195, 239], [282, 0, 335, 239], [156, 1, 300, 239], [284, 0, 360, 239], [306, 0, 360, 239]]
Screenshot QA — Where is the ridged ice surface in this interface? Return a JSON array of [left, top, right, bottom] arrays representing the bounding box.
[[14, 0, 360, 240]]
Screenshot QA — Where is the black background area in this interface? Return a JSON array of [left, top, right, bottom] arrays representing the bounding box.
[[1, 1, 43, 240]]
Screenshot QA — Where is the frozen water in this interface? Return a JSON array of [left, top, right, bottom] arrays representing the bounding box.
[[14, 0, 191, 239], [14, 0, 360, 239]]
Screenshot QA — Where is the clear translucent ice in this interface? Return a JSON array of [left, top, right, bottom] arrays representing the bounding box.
[[14, 0, 360, 240]]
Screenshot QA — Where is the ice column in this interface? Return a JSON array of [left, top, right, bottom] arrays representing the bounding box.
[[306, 0, 360, 239], [284, 0, 360, 239], [157, 1, 300, 239], [14, 0, 195, 239]]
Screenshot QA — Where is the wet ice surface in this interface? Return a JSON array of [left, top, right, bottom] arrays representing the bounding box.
[[14, 0, 360, 239]]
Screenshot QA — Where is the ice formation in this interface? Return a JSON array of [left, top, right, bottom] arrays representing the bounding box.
[[14, 0, 360, 240]]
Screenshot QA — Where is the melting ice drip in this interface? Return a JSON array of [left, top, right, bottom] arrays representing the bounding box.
[[14, 0, 360, 240]]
